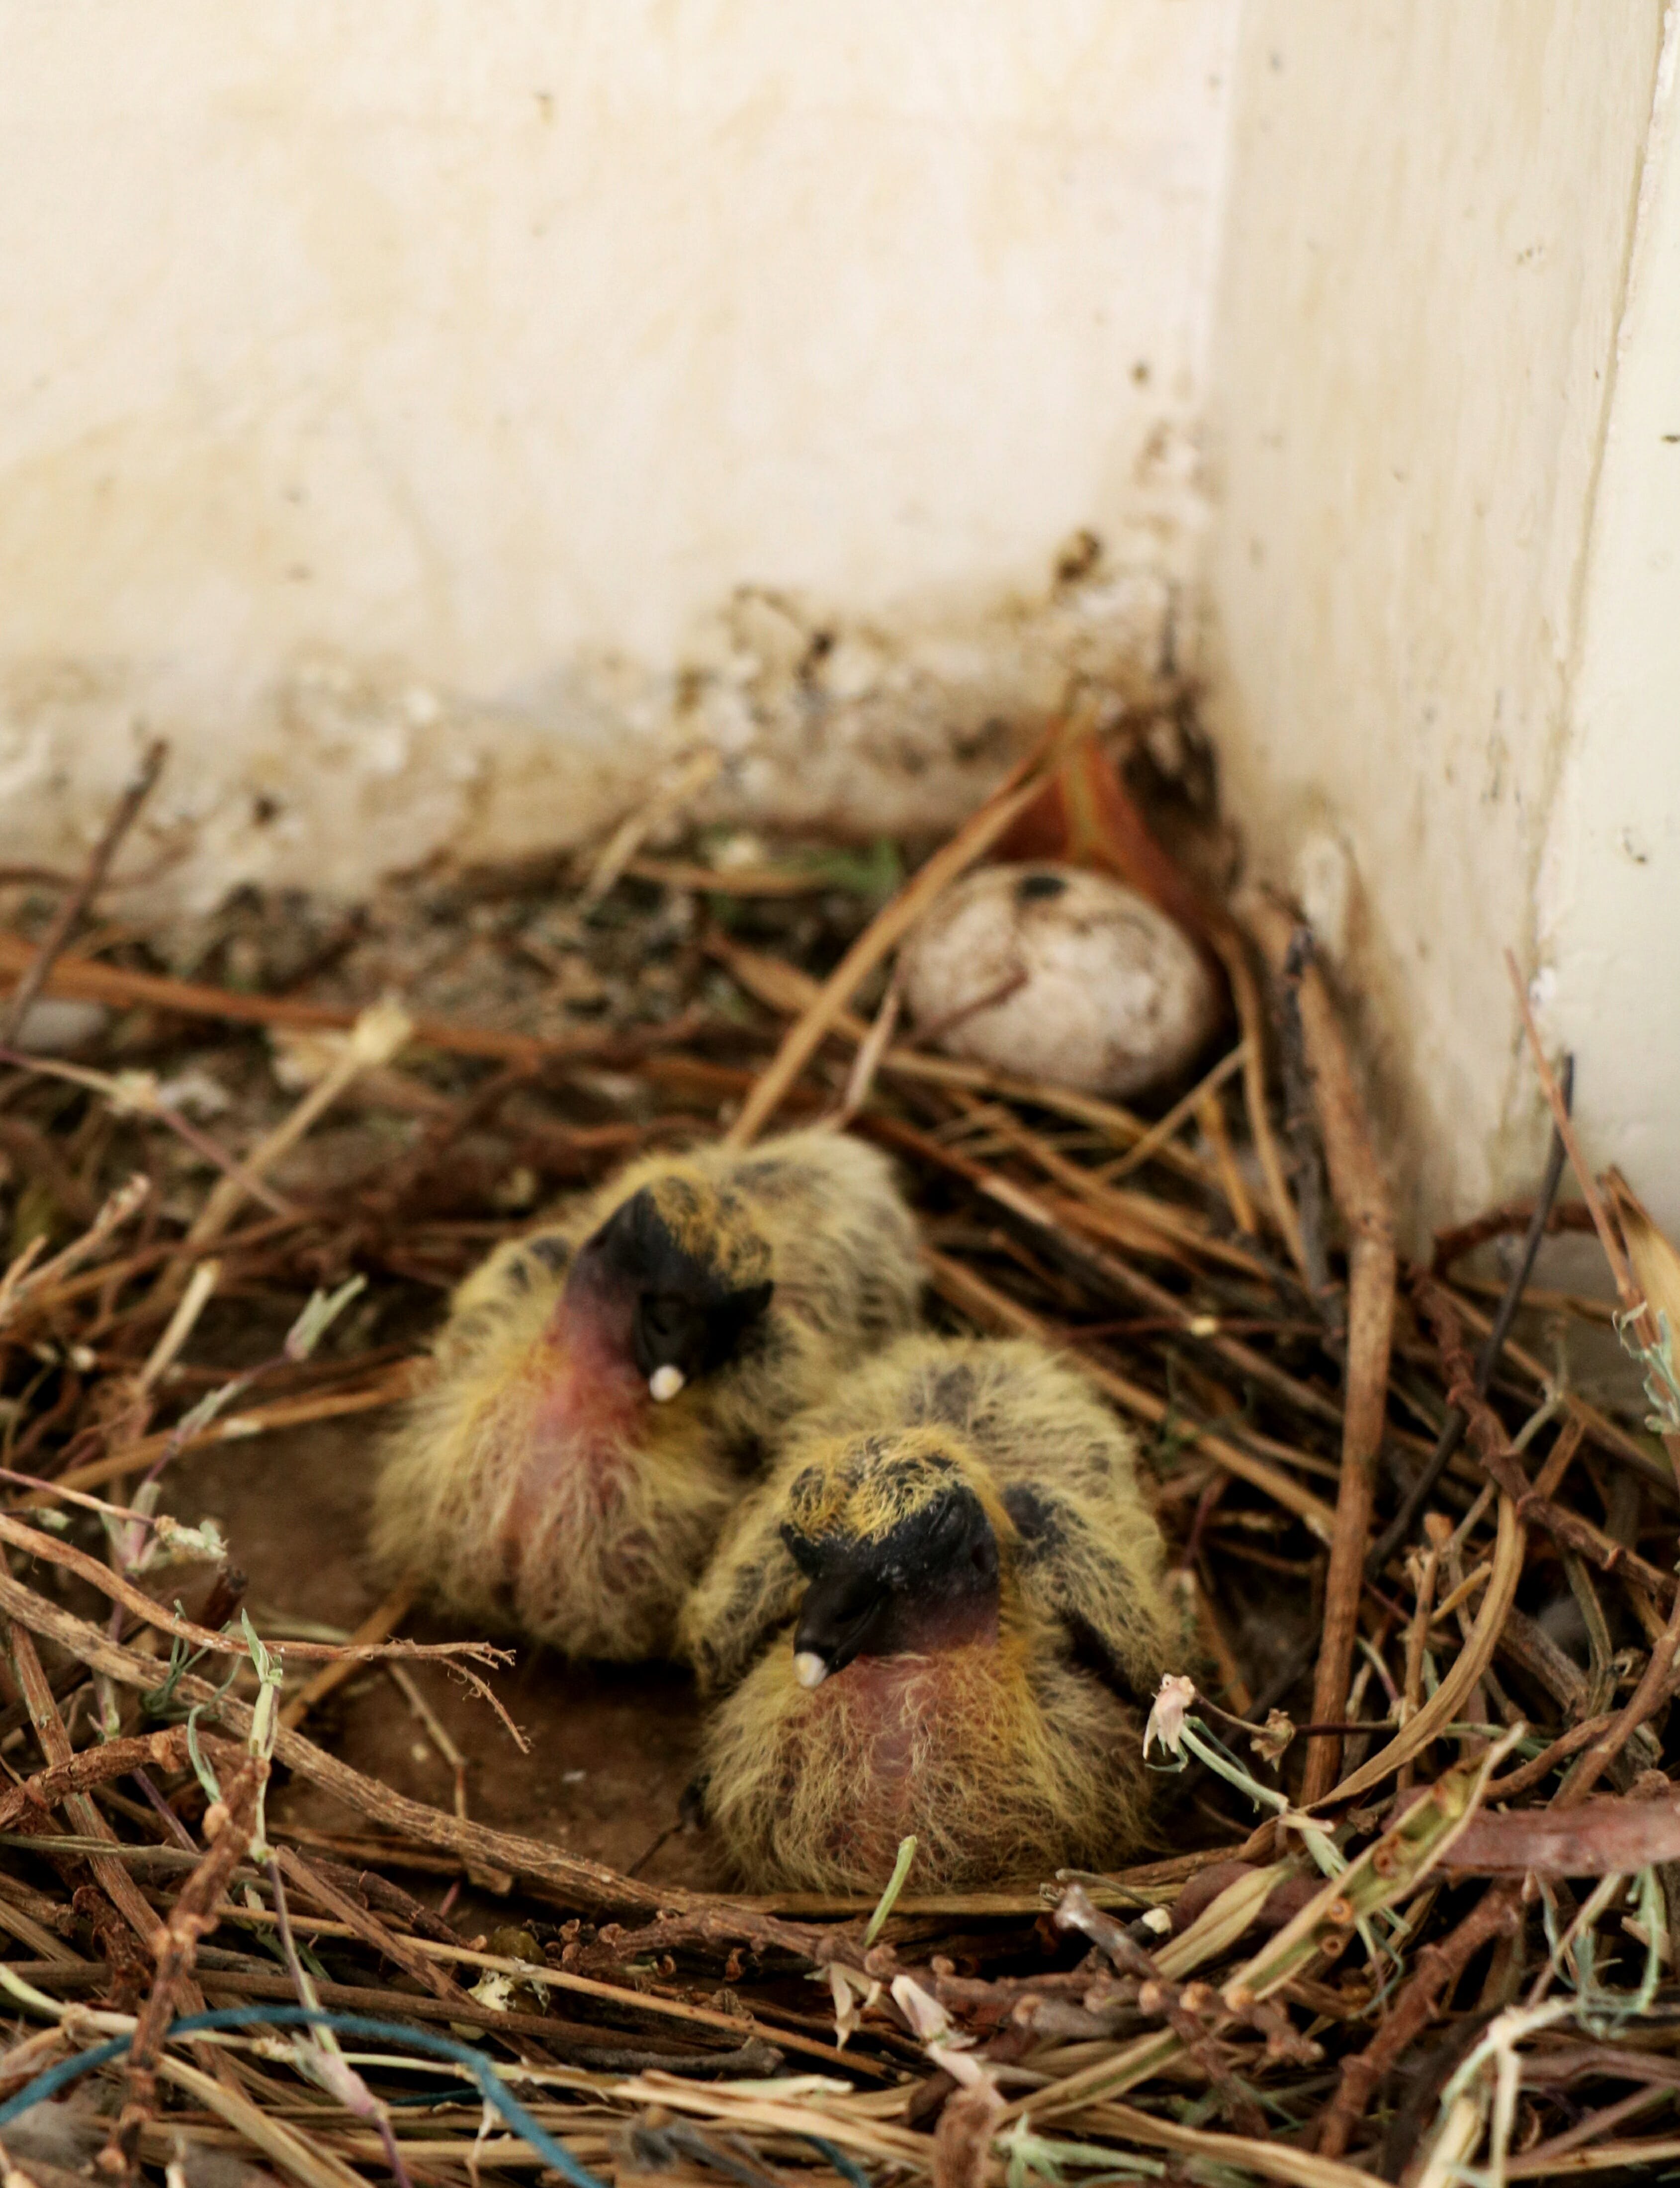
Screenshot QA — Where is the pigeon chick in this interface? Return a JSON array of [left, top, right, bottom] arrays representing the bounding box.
[[371, 1129, 920, 1660], [680, 1333, 1171, 1891]]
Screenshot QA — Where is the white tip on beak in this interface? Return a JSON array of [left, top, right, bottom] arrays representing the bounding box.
[[648, 1364, 686, 1403], [793, 1650, 830, 1690]]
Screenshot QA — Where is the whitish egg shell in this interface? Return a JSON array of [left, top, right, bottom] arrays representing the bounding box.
[[900, 863, 1220, 1098]]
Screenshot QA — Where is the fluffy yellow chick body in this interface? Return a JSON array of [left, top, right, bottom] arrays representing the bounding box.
[[372, 1130, 919, 1660], [682, 1334, 1171, 1892]]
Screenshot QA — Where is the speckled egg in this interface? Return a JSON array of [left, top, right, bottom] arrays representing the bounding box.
[[899, 862, 1220, 1098]]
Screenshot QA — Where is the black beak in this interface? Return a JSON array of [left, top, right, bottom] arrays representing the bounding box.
[[792, 1569, 886, 1689]]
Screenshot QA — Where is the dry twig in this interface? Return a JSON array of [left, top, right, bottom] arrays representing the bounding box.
[[1247, 897, 1396, 1801]]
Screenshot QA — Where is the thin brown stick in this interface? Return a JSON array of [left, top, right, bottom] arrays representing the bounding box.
[[1098, 1041, 1249, 1185], [273, 1844, 469, 2005], [1441, 1279, 1674, 1495], [1505, 2093, 1676, 2177], [153, 2053, 364, 2188], [1556, 1583, 1680, 1806], [58, 1364, 424, 1493], [181, 1001, 412, 1258], [6, 1210, 303, 1326], [881, 1106, 1342, 1428], [941, 1099, 1264, 1290], [1197, 1080, 1257, 1234], [579, 746, 720, 910], [1057, 1887, 1265, 2134], [0, 1567, 682, 1917], [724, 723, 1070, 1145], [1476, 1713, 1623, 1804], [925, 1248, 1335, 1539], [1248, 898, 1396, 1803], [105, 1750, 265, 2179], [164, 1960, 853, 2070], [0, 1725, 195, 1832], [1531, 1413, 1586, 1501], [0, 740, 166, 1046], [1314, 1882, 1521, 2159], [1505, 952, 1636, 1301], [1306, 1497, 1524, 1811], [1395, 1523, 1445, 1800], [0, 928, 681, 1071], [0, 1510, 500, 1671], [279, 1583, 418, 1732], [832, 965, 904, 1127], [1431, 1195, 1597, 1276], [1412, 1277, 1678, 1607], [0, 1173, 150, 1333], [1207, 921, 1308, 1276], [4, 1620, 160, 1948]]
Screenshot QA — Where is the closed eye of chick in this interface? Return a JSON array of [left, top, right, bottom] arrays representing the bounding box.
[[680, 1333, 1172, 1893], [371, 1129, 920, 1662]]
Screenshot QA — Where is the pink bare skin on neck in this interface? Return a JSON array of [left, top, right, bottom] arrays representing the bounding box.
[[498, 1280, 649, 1570], [813, 1592, 1003, 1783]]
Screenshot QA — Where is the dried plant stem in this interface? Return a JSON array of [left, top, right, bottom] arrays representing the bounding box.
[[0, 927, 658, 1070], [0, 1725, 196, 1832], [0, 1511, 500, 1673], [1368, 1066, 1573, 1577], [0, 1567, 683, 1918], [1395, 1528, 1445, 1800], [1315, 1882, 1522, 2159], [1097, 1040, 1249, 1185], [59, 1364, 424, 1495], [1196, 1080, 1256, 1234], [886, 1106, 1341, 1428], [1307, 1496, 1524, 1811], [105, 1752, 266, 2178], [0, 1173, 149, 1333], [155, 2053, 365, 2188], [0, 739, 166, 1046], [279, 1583, 418, 1732], [725, 724, 1071, 1145], [1555, 1581, 1680, 1806], [1411, 1278, 1677, 1608], [1440, 1280, 1674, 1496], [924, 1248, 1335, 1539], [6, 1623, 154, 1940], [1480, 1712, 1621, 1803], [1505, 955, 1633, 1299], [1246, 899, 1397, 1803], [833, 965, 904, 1127], [579, 746, 720, 910], [1207, 921, 1308, 1276], [183, 1001, 413, 1254], [273, 1845, 469, 2006], [0, 1045, 302, 1221]]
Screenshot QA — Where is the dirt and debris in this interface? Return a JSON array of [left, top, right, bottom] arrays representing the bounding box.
[[0, 706, 1678, 2188]]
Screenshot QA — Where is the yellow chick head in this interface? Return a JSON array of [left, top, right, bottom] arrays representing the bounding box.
[[553, 1171, 775, 1414], [778, 1430, 1015, 1685]]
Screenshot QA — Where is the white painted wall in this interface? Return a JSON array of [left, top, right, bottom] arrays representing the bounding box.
[[0, 0, 1238, 903], [1538, 21, 1680, 1238], [1200, 0, 1674, 1238]]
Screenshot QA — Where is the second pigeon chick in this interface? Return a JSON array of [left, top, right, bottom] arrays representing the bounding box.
[[681, 1334, 1171, 1891], [371, 1130, 920, 1660]]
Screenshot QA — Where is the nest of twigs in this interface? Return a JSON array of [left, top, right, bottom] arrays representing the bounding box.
[[0, 724, 1678, 2188]]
